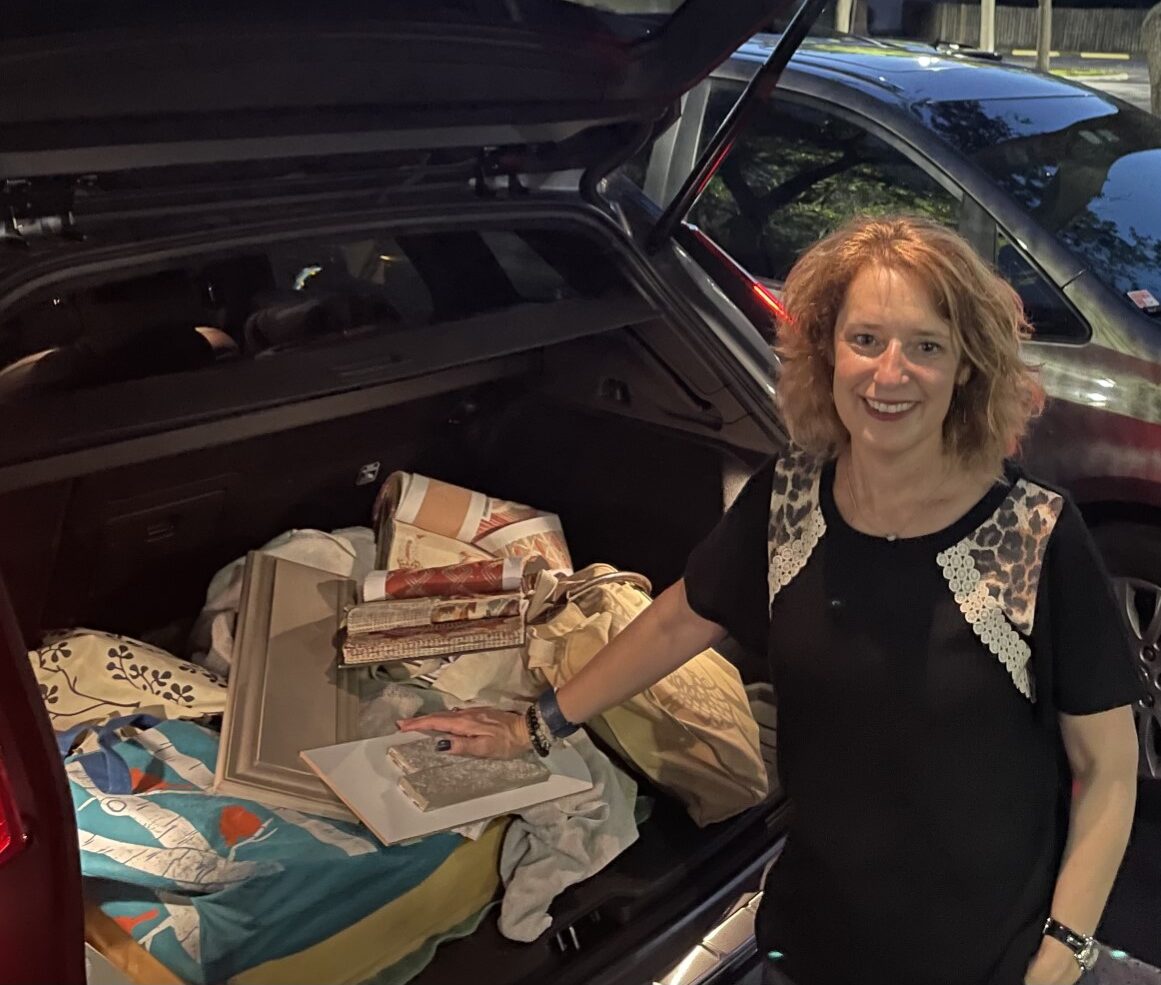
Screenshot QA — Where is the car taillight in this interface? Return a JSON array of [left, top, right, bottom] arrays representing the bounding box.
[[0, 753, 27, 866], [751, 281, 790, 321], [685, 225, 792, 328]]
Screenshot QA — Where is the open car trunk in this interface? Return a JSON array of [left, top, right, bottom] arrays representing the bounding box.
[[0, 204, 784, 985]]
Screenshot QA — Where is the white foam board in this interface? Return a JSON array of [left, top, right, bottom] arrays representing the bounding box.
[[300, 732, 593, 846]]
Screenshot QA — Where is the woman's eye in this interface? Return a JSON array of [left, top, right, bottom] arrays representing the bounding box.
[[852, 333, 877, 347], [917, 341, 943, 355]]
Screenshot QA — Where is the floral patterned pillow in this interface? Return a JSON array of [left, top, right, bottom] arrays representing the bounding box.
[[30, 629, 227, 730]]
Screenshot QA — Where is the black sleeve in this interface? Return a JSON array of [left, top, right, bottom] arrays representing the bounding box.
[[1043, 498, 1143, 715], [682, 461, 774, 657]]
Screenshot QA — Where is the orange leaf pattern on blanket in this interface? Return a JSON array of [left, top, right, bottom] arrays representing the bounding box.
[[130, 766, 191, 794], [219, 805, 263, 847], [113, 907, 160, 936]]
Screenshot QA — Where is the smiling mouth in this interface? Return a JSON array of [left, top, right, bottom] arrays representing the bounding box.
[[862, 397, 917, 417]]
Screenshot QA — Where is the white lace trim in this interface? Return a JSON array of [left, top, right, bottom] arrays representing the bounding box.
[[767, 458, 826, 606], [937, 542, 1035, 702], [769, 505, 826, 604]]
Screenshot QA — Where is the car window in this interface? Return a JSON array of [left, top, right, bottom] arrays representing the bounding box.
[[689, 82, 960, 283], [916, 95, 1161, 318], [0, 229, 613, 404], [995, 233, 1088, 342]]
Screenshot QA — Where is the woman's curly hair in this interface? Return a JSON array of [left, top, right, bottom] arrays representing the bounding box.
[[775, 214, 1045, 473]]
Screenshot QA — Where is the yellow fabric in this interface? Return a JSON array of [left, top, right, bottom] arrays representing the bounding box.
[[84, 900, 185, 985], [85, 821, 505, 985], [528, 565, 768, 827], [231, 820, 506, 985]]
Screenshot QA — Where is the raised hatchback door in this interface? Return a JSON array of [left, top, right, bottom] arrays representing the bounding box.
[[0, 575, 85, 985], [0, 0, 809, 186]]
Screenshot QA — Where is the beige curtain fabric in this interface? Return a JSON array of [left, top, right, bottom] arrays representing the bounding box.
[[526, 565, 768, 826]]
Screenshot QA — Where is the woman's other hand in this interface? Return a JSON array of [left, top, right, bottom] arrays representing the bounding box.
[[397, 707, 533, 759]]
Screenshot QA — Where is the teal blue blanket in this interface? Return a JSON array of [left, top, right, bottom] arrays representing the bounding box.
[[69, 721, 460, 984]]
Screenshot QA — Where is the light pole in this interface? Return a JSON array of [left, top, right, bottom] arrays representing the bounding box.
[[980, 0, 996, 52], [1036, 0, 1053, 72], [835, 0, 854, 32]]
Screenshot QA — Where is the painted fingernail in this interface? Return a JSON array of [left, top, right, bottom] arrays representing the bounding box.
[[436, 739, 452, 752]]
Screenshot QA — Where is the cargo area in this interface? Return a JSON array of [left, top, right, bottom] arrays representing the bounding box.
[[0, 211, 784, 985]]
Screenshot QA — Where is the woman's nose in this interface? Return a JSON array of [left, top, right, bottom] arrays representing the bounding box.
[[874, 341, 908, 385]]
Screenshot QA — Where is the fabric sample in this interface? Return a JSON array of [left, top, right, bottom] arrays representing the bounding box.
[[341, 594, 526, 666]]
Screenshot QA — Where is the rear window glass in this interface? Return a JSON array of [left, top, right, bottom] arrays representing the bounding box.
[[0, 227, 622, 403], [916, 94, 1161, 314]]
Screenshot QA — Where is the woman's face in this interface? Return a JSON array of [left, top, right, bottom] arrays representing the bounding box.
[[832, 263, 965, 463]]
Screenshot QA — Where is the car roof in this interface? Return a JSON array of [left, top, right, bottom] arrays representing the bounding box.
[[729, 34, 1098, 106]]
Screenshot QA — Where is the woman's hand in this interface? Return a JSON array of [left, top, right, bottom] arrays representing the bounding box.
[[397, 707, 533, 759], [1023, 938, 1084, 985]]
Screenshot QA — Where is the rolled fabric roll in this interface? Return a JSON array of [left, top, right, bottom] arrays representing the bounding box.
[[373, 472, 572, 574], [362, 556, 546, 603]]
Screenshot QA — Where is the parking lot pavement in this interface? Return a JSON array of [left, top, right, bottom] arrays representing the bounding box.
[[1002, 52, 1152, 113]]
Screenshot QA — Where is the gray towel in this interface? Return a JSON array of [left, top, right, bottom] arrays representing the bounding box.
[[498, 732, 639, 942]]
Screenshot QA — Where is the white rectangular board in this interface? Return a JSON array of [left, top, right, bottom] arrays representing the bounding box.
[[301, 732, 593, 846]]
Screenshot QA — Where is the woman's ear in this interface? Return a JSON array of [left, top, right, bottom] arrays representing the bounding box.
[[956, 362, 972, 386]]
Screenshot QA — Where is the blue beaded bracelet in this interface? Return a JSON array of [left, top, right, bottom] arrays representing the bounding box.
[[536, 688, 580, 739]]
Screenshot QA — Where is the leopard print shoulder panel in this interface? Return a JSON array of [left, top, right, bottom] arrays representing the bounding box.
[[936, 479, 1064, 702], [768, 448, 827, 606]]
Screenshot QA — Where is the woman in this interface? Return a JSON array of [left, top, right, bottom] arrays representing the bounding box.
[[400, 216, 1141, 985]]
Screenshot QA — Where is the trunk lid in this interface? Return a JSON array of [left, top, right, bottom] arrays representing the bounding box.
[[0, 0, 802, 193]]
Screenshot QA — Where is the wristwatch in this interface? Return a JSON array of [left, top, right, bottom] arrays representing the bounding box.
[[1043, 917, 1100, 972]]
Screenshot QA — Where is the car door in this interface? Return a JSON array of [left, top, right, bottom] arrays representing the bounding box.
[[650, 76, 1091, 347], [0, 575, 86, 985]]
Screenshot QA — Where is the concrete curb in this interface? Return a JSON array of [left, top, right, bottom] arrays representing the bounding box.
[[1053, 71, 1132, 82], [1009, 49, 1135, 60]]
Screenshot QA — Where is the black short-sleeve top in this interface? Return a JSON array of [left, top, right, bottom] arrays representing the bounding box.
[[683, 449, 1141, 985]]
